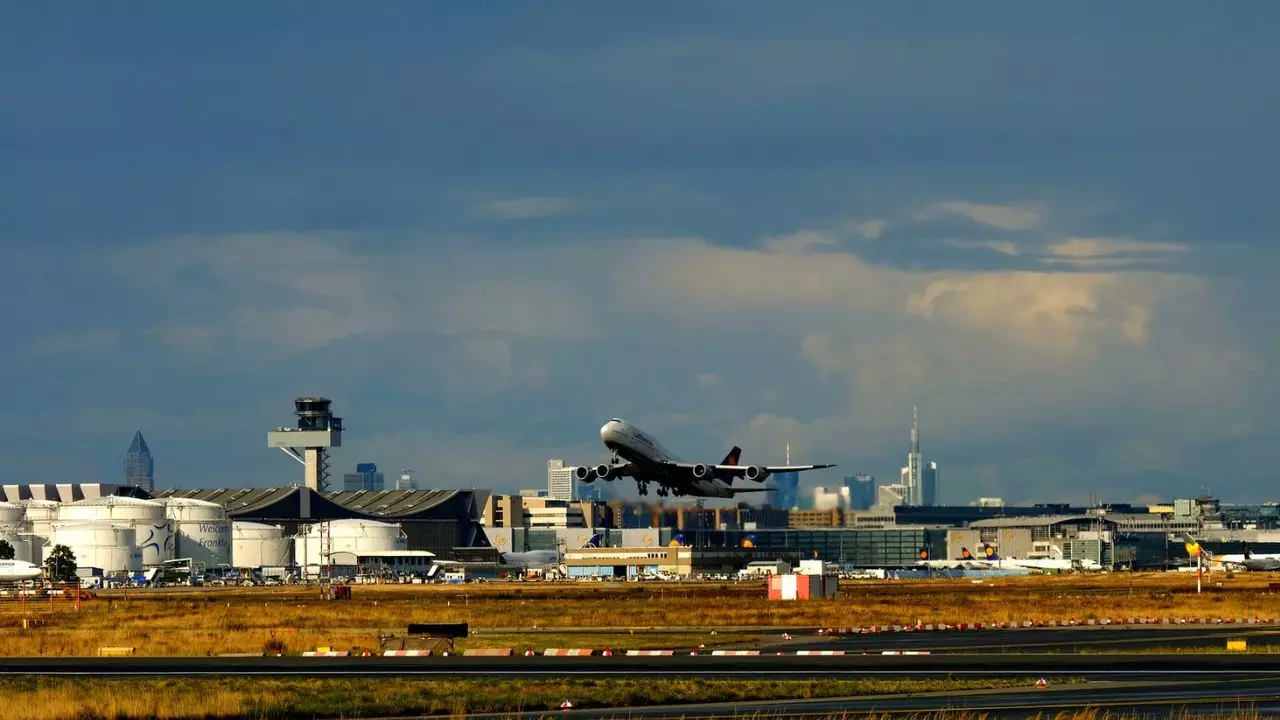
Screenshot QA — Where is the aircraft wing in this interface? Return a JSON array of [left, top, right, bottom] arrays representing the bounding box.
[[666, 461, 836, 482]]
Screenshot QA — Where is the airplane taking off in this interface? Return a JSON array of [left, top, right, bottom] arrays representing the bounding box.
[[572, 418, 836, 498], [0, 560, 42, 581]]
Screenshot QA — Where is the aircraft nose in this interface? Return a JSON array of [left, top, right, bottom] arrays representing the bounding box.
[[600, 422, 614, 441]]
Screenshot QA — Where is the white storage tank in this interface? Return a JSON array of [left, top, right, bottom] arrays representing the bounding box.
[[48, 522, 142, 575], [60, 497, 172, 566], [22, 500, 60, 565], [295, 519, 407, 567], [162, 499, 232, 570], [232, 522, 292, 569], [0, 524, 33, 563], [0, 502, 25, 525]]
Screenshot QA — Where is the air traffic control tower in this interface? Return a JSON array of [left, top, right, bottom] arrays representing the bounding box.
[[267, 397, 343, 491]]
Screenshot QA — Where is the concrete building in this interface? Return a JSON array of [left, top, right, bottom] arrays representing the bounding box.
[[547, 458, 576, 501], [565, 546, 693, 578], [813, 485, 851, 510], [877, 483, 907, 508]]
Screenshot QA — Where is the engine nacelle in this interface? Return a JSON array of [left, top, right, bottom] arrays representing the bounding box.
[[593, 464, 612, 480], [691, 463, 712, 479], [573, 466, 593, 482], [743, 465, 767, 482]]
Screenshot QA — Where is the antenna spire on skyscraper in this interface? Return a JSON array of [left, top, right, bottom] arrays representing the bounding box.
[[786, 442, 791, 465]]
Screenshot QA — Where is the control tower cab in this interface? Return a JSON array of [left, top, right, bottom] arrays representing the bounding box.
[[267, 397, 343, 491]]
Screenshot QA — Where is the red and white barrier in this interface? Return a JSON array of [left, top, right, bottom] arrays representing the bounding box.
[[795, 650, 845, 656], [463, 648, 514, 656], [625, 650, 674, 656], [710, 650, 760, 656], [301, 651, 349, 657], [881, 650, 931, 655], [382, 650, 431, 656], [543, 648, 594, 656]]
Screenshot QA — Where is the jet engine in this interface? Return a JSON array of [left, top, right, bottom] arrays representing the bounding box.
[[742, 465, 767, 482], [593, 464, 612, 480], [573, 466, 593, 482], [691, 463, 712, 479]]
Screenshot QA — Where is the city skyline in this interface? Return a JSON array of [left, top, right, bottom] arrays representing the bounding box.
[[3, 5, 1278, 503]]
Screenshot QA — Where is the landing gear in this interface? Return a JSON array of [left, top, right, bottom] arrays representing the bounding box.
[[657, 486, 670, 498], [638, 481, 649, 496]]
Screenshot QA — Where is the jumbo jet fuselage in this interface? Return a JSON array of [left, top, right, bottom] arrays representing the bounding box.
[[600, 419, 736, 498], [572, 418, 835, 499]]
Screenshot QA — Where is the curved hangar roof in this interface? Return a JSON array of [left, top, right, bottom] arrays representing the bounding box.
[[151, 487, 484, 522]]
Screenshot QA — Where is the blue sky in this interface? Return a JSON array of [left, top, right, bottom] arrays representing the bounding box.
[[3, 3, 1277, 504]]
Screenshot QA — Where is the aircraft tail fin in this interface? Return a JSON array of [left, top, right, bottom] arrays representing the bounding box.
[[582, 533, 603, 549], [721, 446, 742, 466]]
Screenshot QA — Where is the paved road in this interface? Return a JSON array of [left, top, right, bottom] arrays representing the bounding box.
[[748, 625, 1280, 654], [4, 653, 1280, 679], [452, 678, 1280, 719]]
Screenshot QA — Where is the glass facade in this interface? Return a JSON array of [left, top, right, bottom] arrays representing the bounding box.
[[123, 430, 154, 493]]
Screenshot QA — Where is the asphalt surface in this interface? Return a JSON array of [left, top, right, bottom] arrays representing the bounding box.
[[5, 653, 1280, 679], [453, 678, 1280, 719], [749, 625, 1280, 654]]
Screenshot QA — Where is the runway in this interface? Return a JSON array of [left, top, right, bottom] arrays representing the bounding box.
[[3, 653, 1280, 679], [749, 625, 1280, 654], [454, 678, 1280, 719]]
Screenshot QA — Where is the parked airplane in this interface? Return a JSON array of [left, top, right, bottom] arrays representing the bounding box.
[[572, 418, 836, 498], [501, 533, 603, 568], [918, 546, 1101, 572], [432, 534, 605, 573], [1186, 537, 1280, 572], [0, 560, 43, 581]]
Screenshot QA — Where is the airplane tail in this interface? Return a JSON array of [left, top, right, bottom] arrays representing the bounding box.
[[981, 544, 1000, 561], [721, 446, 742, 466], [582, 533, 602, 549]]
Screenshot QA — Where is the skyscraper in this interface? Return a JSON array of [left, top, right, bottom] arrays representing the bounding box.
[[123, 430, 154, 492], [899, 407, 939, 506], [847, 473, 876, 510], [900, 407, 922, 505], [770, 443, 800, 509], [923, 461, 939, 507], [547, 458, 576, 501], [343, 463, 385, 491]]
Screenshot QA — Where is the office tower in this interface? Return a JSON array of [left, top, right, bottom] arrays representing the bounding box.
[[923, 461, 939, 507], [771, 443, 800, 509], [123, 431, 154, 492], [547, 458, 576, 501], [847, 473, 876, 510], [899, 407, 920, 505], [396, 469, 416, 491], [342, 462, 384, 492]]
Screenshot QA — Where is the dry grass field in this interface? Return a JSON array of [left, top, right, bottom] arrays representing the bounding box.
[[0, 573, 1275, 656], [0, 677, 1039, 719]]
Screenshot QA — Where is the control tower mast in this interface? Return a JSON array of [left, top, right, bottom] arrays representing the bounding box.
[[267, 397, 343, 491]]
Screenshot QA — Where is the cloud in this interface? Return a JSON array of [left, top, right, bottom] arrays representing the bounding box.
[[762, 230, 837, 254], [695, 372, 723, 390], [942, 239, 1020, 256], [905, 271, 1180, 350], [476, 196, 582, 220], [98, 198, 1266, 503], [26, 329, 121, 355], [923, 201, 1043, 231], [1045, 237, 1187, 267], [851, 220, 888, 240]]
